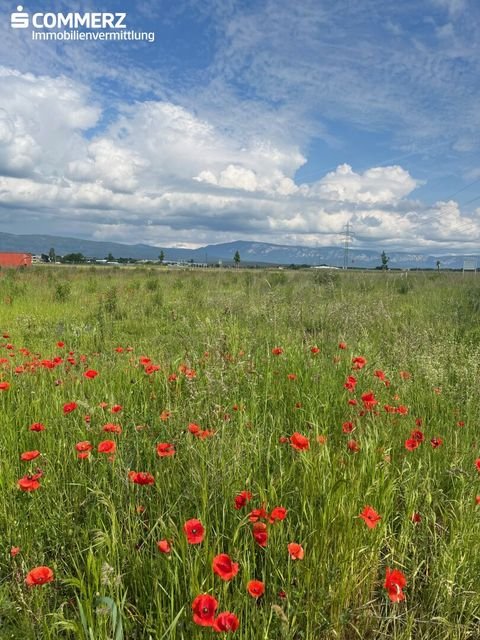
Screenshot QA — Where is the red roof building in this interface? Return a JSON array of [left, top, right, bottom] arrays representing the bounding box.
[[0, 253, 32, 268]]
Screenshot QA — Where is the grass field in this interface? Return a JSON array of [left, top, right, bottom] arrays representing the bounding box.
[[1, 266, 480, 639]]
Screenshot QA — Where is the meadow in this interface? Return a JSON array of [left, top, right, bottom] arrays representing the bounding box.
[[1, 265, 480, 639]]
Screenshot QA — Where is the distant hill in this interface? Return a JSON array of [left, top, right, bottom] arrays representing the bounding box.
[[0, 231, 477, 269]]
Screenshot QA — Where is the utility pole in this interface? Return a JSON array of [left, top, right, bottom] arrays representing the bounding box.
[[343, 222, 352, 270]]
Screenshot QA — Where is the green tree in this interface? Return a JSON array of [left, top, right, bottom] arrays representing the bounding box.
[[106, 253, 115, 262], [48, 247, 56, 263], [436, 260, 441, 272], [234, 250, 241, 267], [158, 250, 165, 264], [61, 253, 86, 264], [381, 251, 389, 271]]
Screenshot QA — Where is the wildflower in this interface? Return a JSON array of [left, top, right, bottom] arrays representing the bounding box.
[[290, 432, 310, 451], [17, 475, 41, 492], [98, 440, 116, 455], [156, 442, 175, 457], [213, 612, 239, 633], [63, 402, 77, 414], [20, 450, 40, 462], [384, 567, 407, 602], [212, 554, 239, 581], [310, 346, 320, 354], [361, 391, 378, 410], [10, 546, 20, 557], [352, 356, 367, 370], [342, 421, 354, 434], [338, 342, 347, 349], [252, 522, 268, 547], [247, 580, 265, 598], [347, 439, 360, 452], [84, 369, 98, 379], [343, 375, 357, 392], [287, 542, 304, 560], [111, 404, 122, 413], [249, 506, 268, 522], [184, 518, 205, 544], [405, 438, 419, 451], [25, 566, 54, 587], [359, 506, 381, 529], [269, 506, 287, 523], [475, 458, 480, 472], [192, 594, 218, 627], [411, 512, 422, 523], [0, 381, 10, 390], [103, 423, 122, 434], [234, 491, 252, 510], [29, 422, 45, 432], [128, 471, 155, 485], [430, 437, 443, 448], [156, 540, 171, 554], [271, 347, 283, 355]]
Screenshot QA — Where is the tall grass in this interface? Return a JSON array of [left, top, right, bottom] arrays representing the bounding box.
[[0, 267, 479, 639]]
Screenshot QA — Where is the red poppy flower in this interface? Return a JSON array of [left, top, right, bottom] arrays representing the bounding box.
[[248, 506, 268, 522], [411, 429, 424, 442], [343, 375, 357, 391], [17, 476, 41, 492], [310, 346, 320, 354], [63, 402, 77, 414], [352, 356, 367, 370], [430, 437, 443, 448], [475, 458, 480, 472], [188, 422, 200, 434], [290, 432, 310, 451], [75, 441, 92, 453], [111, 404, 122, 413], [84, 369, 98, 379], [269, 506, 287, 523], [213, 612, 239, 633], [98, 440, 116, 454], [342, 421, 354, 434], [103, 423, 122, 434], [405, 438, 419, 451], [361, 391, 378, 410], [156, 442, 175, 457], [10, 546, 20, 557], [234, 491, 252, 510], [287, 542, 304, 560], [157, 539, 171, 554], [347, 439, 360, 452], [192, 594, 218, 627], [359, 506, 381, 529], [252, 522, 268, 547], [247, 580, 265, 598], [184, 518, 205, 544], [271, 347, 283, 355], [338, 342, 347, 349], [128, 471, 155, 485], [384, 567, 407, 602], [20, 450, 40, 462], [317, 435, 327, 444], [0, 381, 10, 390], [212, 554, 239, 581], [287, 373, 297, 380], [411, 512, 422, 523], [25, 566, 54, 587]]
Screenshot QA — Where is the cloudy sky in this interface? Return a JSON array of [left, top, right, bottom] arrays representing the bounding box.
[[0, 0, 479, 251]]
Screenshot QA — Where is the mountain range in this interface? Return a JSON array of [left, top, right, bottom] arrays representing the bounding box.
[[0, 231, 477, 269]]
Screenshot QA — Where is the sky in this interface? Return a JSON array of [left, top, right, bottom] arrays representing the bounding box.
[[0, 0, 479, 252]]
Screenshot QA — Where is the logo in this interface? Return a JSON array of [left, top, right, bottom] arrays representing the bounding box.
[[11, 5, 29, 28]]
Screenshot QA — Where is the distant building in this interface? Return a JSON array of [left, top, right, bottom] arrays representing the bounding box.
[[0, 252, 32, 268]]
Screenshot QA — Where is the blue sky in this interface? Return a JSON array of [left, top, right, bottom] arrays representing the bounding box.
[[0, 0, 479, 251]]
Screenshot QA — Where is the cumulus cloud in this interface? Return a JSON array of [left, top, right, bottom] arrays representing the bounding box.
[[0, 64, 479, 252]]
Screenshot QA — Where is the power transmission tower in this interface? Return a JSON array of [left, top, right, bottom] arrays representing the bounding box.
[[343, 222, 352, 270]]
